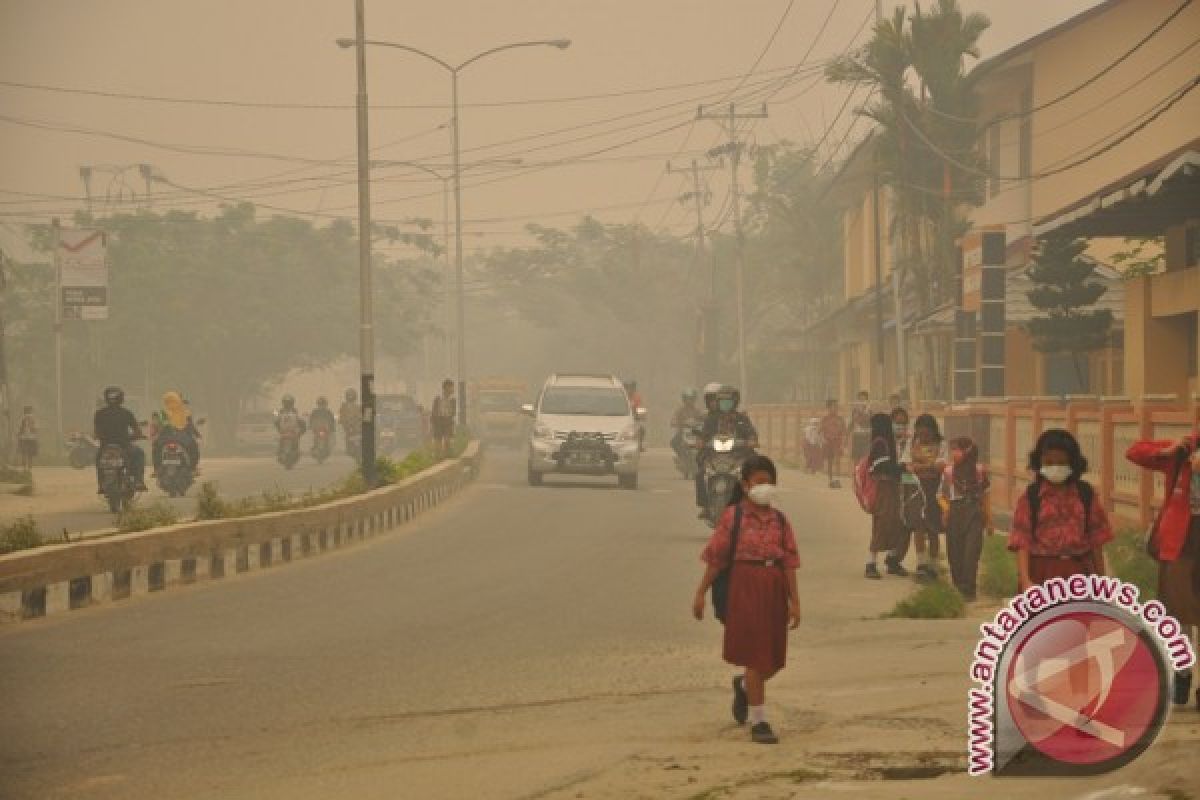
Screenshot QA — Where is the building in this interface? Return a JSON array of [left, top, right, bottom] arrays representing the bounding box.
[[810, 0, 1198, 404]]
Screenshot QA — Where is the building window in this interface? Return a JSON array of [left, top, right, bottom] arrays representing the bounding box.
[[988, 127, 1002, 199], [1187, 226, 1198, 267]]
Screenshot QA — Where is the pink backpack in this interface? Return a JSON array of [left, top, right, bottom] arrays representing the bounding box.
[[853, 440, 882, 513]]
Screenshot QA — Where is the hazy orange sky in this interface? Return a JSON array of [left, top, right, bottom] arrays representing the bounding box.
[[1, 1, 1102, 252]]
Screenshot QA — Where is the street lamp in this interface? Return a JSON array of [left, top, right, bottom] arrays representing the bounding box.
[[337, 36, 570, 426]]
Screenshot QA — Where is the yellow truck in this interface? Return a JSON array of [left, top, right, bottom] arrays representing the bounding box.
[[471, 378, 528, 447]]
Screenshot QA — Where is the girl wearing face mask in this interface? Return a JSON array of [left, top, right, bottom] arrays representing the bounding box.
[[1008, 428, 1112, 592], [694, 455, 800, 745]]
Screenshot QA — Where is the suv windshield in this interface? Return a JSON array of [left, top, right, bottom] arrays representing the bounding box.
[[540, 387, 629, 417]]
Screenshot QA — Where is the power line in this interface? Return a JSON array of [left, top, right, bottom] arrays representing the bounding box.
[[720, 0, 796, 103]]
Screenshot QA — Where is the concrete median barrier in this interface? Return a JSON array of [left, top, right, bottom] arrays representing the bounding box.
[[0, 442, 482, 624]]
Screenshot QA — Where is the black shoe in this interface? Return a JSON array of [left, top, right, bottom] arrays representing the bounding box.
[[135, 482, 149, 492], [829, 479, 841, 489], [750, 721, 778, 744], [1173, 670, 1193, 706], [885, 558, 909, 577], [865, 563, 882, 580], [732, 676, 748, 725], [915, 564, 936, 583]]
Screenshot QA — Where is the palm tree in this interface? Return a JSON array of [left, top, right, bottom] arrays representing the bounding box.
[[826, 0, 989, 400]]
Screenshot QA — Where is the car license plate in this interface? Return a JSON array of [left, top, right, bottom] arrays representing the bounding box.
[[567, 453, 598, 467], [163, 456, 183, 466]]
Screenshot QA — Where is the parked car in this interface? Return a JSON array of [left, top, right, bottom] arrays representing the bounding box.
[[235, 410, 277, 453], [525, 373, 643, 489]]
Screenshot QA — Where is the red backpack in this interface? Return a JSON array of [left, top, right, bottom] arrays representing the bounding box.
[[853, 439, 882, 513]]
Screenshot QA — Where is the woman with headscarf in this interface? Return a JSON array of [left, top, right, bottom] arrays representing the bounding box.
[[154, 390, 201, 474]]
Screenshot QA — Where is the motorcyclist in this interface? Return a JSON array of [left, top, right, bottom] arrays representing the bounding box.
[[694, 384, 758, 518], [275, 394, 307, 458], [93, 386, 147, 492], [670, 388, 703, 462], [339, 388, 362, 457], [153, 390, 201, 476], [309, 396, 337, 454]]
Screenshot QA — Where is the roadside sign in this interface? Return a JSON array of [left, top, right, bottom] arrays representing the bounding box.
[[58, 229, 108, 320]]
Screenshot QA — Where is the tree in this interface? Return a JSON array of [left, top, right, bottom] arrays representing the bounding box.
[[826, 0, 990, 399], [1025, 234, 1114, 389]]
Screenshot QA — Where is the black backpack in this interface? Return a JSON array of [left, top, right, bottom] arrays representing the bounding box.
[[1026, 478, 1094, 541]]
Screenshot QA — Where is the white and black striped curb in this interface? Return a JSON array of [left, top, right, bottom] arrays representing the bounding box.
[[0, 443, 482, 624]]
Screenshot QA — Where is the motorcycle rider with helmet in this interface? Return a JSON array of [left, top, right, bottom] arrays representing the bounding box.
[[694, 384, 758, 518], [670, 388, 704, 464], [338, 388, 362, 457], [275, 394, 307, 458], [93, 386, 148, 492], [309, 396, 337, 455]]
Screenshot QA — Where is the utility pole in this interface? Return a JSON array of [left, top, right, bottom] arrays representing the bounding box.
[[667, 158, 722, 384], [52, 218, 63, 456], [699, 102, 767, 404], [351, 0, 377, 486]]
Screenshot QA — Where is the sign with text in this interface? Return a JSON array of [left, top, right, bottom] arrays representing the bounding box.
[[58, 229, 108, 320]]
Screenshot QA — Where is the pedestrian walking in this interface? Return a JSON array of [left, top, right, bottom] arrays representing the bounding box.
[[938, 436, 992, 601], [1008, 429, 1112, 591], [819, 399, 846, 489], [897, 414, 947, 581], [1126, 432, 1200, 710], [430, 379, 456, 459], [16, 405, 38, 471], [693, 454, 800, 745], [864, 413, 906, 579], [802, 417, 823, 473]]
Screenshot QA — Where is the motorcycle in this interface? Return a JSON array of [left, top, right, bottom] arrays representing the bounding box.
[[278, 433, 301, 470], [66, 432, 98, 470], [97, 444, 137, 513], [157, 440, 194, 498], [673, 427, 699, 480], [701, 433, 753, 527], [311, 426, 333, 464]]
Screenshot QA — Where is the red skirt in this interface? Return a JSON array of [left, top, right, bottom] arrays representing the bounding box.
[[723, 564, 789, 675], [1029, 552, 1096, 584]]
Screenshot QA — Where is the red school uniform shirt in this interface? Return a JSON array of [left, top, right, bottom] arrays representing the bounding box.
[[1007, 481, 1113, 557], [701, 499, 801, 569]]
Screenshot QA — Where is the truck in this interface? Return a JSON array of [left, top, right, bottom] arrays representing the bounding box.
[[471, 378, 527, 448]]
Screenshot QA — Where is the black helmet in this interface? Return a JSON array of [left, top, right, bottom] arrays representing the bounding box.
[[103, 386, 124, 406], [282, 394, 295, 409], [317, 396, 328, 408], [345, 388, 357, 402]]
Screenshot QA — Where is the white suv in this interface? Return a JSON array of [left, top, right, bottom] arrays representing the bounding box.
[[524, 373, 643, 489]]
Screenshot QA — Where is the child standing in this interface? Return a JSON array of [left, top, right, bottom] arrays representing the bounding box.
[[865, 413, 905, 579], [693, 455, 801, 745], [939, 436, 992, 601], [900, 414, 947, 582], [1008, 429, 1113, 591], [885, 407, 913, 578], [802, 417, 823, 473], [16, 406, 38, 471], [819, 400, 847, 489]]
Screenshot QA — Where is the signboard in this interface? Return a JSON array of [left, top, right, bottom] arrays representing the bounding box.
[[58, 229, 108, 320]]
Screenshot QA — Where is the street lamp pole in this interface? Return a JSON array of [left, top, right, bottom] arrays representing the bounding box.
[[351, 0, 376, 486], [339, 37, 569, 429]]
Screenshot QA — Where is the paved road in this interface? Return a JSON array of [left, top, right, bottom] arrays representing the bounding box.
[[1, 450, 1196, 799], [0, 453, 359, 537]]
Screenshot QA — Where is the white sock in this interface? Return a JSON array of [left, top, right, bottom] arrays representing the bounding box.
[[749, 705, 766, 725]]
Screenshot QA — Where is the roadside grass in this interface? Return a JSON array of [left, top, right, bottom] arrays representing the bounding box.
[[117, 500, 180, 533], [886, 578, 966, 619], [0, 465, 34, 494], [979, 535, 1017, 599], [0, 515, 42, 554]]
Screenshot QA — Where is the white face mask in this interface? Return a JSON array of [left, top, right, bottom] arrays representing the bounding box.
[[746, 483, 778, 507], [1040, 465, 1072, 484]]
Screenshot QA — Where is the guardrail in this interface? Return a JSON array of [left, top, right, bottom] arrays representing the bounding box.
[[749, 398, 1200, 530], [0, 442, 483, 624]]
